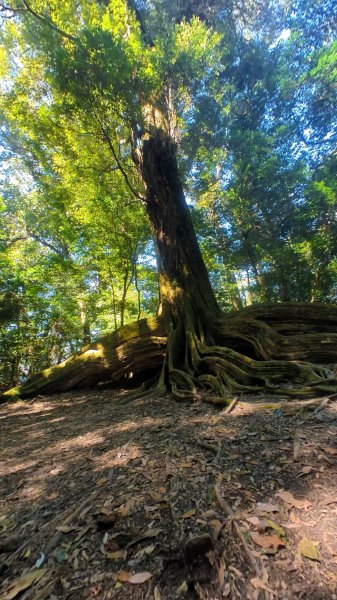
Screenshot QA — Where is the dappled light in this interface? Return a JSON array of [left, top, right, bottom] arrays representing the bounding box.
[[1, 391, 337, 599]]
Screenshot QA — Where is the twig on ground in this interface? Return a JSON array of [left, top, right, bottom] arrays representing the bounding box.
[[193, 438, 220, 454], [291, 392, 337, 429], [214, 479, 262, 579], [242, 392, 337, 415], [42, 489, 100, 559], [222, 396, 239, 416]]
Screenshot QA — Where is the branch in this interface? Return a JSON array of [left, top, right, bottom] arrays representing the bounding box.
[[0, 2, 26, 14], [3, 235, 27, 248], [27, 230, 69, 258], [94, 112, 145, 202], [21, 0, 79, 44]]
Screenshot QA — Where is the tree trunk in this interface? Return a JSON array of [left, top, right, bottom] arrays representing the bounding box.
[[139, 135, 220, 319], [2, 132, 337, 403], [226, 272, 243, 310]]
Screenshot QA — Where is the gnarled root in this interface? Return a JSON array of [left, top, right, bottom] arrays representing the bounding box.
[[163, 302, 337, 403]]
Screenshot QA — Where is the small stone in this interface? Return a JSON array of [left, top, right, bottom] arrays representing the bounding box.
[[184, 534, 213, 563]]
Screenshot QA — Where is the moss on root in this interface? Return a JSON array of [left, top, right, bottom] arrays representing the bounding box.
[[1, 317, 167, 402]]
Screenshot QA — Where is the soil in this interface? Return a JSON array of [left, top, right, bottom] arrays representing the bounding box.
[[1, 390, 337, 600]]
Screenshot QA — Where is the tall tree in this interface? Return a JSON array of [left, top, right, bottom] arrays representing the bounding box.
[[1, 0, 337, 403]]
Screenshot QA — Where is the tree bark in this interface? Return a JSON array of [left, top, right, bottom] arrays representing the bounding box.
[[137, 134, 220, 319]]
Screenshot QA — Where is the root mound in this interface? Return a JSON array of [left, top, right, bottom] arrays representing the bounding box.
[[2, 302, 337, 404]]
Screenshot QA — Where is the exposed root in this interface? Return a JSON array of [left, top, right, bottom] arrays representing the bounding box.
[[2, 302, 337, 406], [163, 303, 337, 403], [1, 317, 166, 402]]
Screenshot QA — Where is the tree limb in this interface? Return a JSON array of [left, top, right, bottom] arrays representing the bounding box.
[[20, 0, 79, 44], [94, 113, 145, 202]]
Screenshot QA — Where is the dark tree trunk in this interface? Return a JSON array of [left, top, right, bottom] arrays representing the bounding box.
[[139, 135, 220, 319]]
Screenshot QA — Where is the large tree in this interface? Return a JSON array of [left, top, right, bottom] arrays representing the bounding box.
[[1, 0, 337, 403]]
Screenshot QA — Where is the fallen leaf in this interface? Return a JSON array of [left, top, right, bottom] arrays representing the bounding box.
[[0, 569, 47, 600], [56, 547, 67, 563], [46, 491, 59, 500], [209, 519, 223, 539], [148, 490, 162, 502], [218, 557, 226, 586], [154, 586, 162, 600], [135, 544, 155, 558], [118, 496, 142, 517], [175, 581, 188, 596], [299, 466, 314, 476], [298, 538, 319, 561], [117, 571, 132, 582], [250, 577, 276, 595], [290, 511, 301, 524], [114, 581, 124, 590], [265, 519, 286, 538], [129, 572, 152, 584], [256, 502, 279, 513], [246, 516, 260, 526], [251, 532, 285, 549], [96, 477, 109, 486], [322, 447, 337, 455], [91, 585, 102, 597], [74, 525, 90, 542], [275, 490, 311, 510], [35, 552, 46, 568], [126, 528, 162, 548], [293, 439, 301, 461], [181, 508, 196, 519], [55, 525, 78, 533], [0, 518, 10, 532], [144, 501, 169, 512], [105, 550, 127, 560]]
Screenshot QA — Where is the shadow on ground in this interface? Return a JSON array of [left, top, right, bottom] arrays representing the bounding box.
[[0, 390, 337, 599]]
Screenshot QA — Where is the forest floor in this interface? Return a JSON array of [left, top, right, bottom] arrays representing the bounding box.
[[1, 390, 337, 600]]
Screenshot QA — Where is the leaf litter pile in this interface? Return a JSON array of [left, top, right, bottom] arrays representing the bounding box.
[[1, 391, 337, 600]]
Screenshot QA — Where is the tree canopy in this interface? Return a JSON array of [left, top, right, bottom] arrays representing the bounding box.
[[0, 0, 336, 400]]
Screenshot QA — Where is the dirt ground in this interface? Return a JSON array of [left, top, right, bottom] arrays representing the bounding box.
[[1, 390, 337, 600]]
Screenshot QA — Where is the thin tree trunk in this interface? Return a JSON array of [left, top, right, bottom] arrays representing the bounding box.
[[134, 261, 142, 321], [226, 272, 243, 310]]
